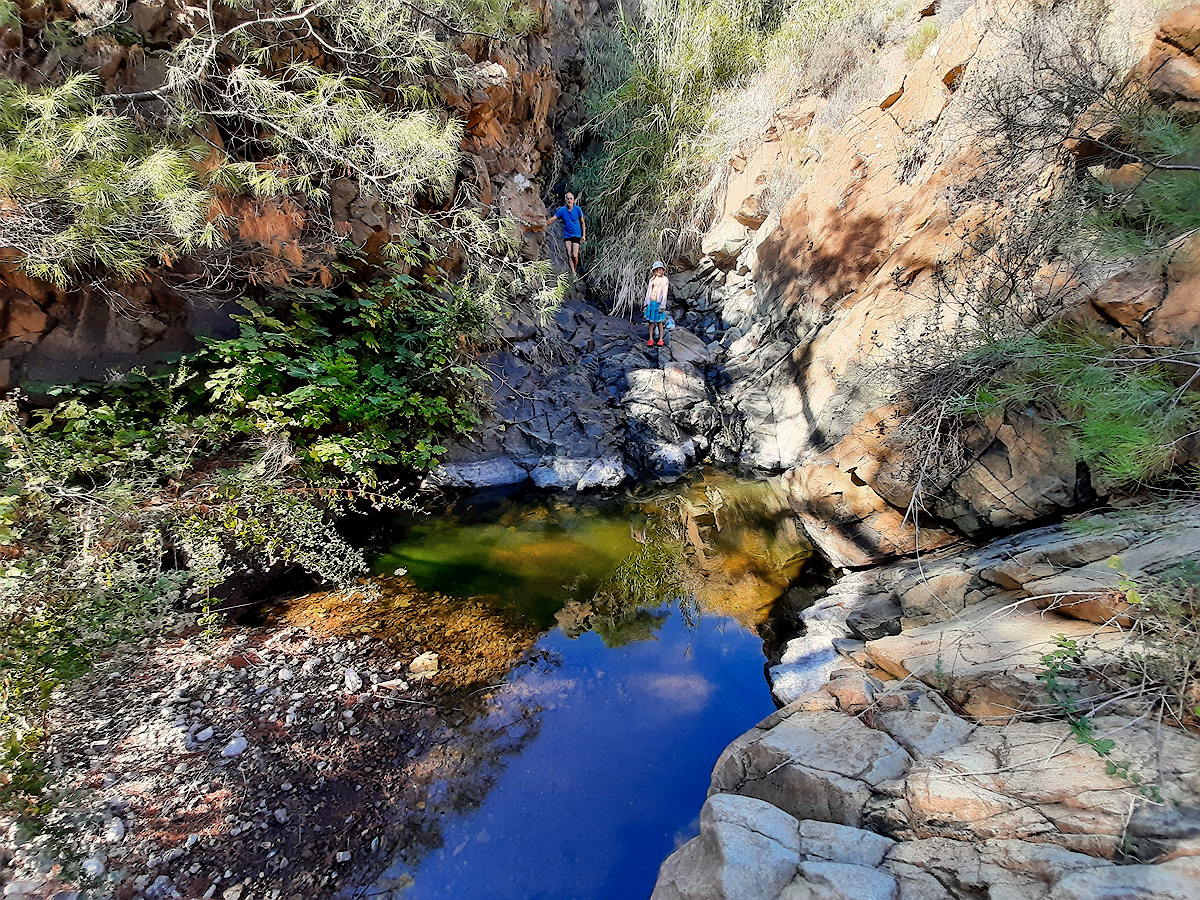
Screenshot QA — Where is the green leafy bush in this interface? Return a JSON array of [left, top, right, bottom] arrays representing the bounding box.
[[0, 254, 497, 814], [192, 258, 490, 484]]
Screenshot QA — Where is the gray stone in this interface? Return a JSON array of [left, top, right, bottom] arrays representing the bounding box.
[[81, 853, 106, 879], [430, 456, 528, 489], [1053, 857, 1200, 900], [798, 820, 896, 867], [529, 456, 592, 488], [220, 735, 247, 758], [781, 861, 898, 900], [711, 711, 912, 827], [576, 455, 626, 490], [145, 875, 178, 900], [702, 221, 752, 268], [769, 630, 841, 706], [845, 595, 902, 642], [872, 711, 974, 759], [640, 439, 696, 477], [651, 794, 801, 900]]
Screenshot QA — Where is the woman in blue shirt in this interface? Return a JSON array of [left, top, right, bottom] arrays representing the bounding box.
[[547, 191, 586, 274]]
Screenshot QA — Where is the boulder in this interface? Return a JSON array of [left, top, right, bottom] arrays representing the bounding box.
[[430, 456, 528, 489], [870, 710, 974, 759], [529, 456, 592, 488], [576, 455, 626, 490], [845, 594, 902, 641], [783, 460, 956, 567], [710, 709, 912, 827], [701, 220, 752, 269], [797, 821, 895, 868], [865, 598, 1124, 721], [651, 794, 801, 900], [901, 717, 1200, 858], [1054, 858, 1200, 900], [781, 862, 897, 900]]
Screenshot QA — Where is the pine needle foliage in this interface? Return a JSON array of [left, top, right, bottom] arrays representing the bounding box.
[[0, 0, 547, 290], [0, 75, 221, 287], [1083, 114, 1200, 258], [949, 326, 1200, 491]]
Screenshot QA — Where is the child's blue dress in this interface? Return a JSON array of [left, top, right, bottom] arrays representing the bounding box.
[[645, 301, 665, 323]]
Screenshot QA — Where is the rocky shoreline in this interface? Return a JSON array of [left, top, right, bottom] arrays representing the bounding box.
[[1, 581, 544, 900], [651, 501, 1200, 899]]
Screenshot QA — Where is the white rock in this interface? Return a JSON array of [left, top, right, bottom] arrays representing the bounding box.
[[279, 668, 293, 681], [81, 852, 106, 878], [651, 794, 800, 900], [3, 881, 43, 898], [105, 818, 126, 842], [220, 736, 248, 758], [408, 652, 439, 680], [343, 668, 363, 692], [195, 726, 214, 742], [336, 850, 352, 863]]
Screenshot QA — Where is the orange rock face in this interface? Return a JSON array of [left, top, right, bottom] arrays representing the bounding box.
[[710, 3, 1200, 566], [1, 0, 586, 388]]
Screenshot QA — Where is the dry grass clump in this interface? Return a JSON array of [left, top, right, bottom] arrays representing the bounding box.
[[578, 0, 950, 307]]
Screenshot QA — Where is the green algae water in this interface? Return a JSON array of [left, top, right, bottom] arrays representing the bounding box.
[[373, 504, 639, 630], [354, 474, 815, 900]]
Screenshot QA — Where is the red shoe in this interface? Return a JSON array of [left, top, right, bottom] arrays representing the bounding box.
[[656, 339, 665, 346], [647, 338, 655, 346]]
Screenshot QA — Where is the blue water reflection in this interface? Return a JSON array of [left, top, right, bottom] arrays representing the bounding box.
[[358, 479, 809, 899], [365, 601, 773, 900]]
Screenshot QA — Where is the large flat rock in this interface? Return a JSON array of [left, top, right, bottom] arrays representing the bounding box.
[[865, 598, 1125, 721]]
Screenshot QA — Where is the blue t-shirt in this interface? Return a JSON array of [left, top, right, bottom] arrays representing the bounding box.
[[555, 204, 584, 238]]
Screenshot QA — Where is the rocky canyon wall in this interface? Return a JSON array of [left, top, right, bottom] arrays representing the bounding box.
[[0, 0, 606, 389], [691, 2, 1200, 566], [435, 1, 1200, 563]]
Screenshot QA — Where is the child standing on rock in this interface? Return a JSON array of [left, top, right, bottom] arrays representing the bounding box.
[[645, 260, 668, 347]]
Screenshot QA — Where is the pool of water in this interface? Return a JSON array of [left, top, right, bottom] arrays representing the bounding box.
[[359, 475, 814, 900]]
